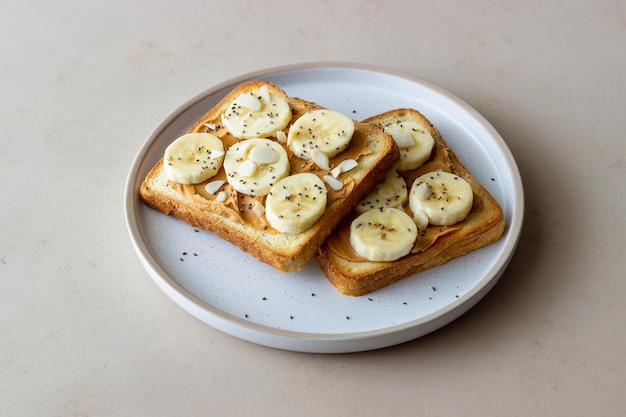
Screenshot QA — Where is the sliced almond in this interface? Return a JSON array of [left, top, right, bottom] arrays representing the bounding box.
[[330, 159, 358, 178], [259, 85, 270, 102], [323, 175, 344, 191], [311, 148, 330, 170], [249, 145, 278, 164], [392, 132, 415, 148], [237, 92, 262, 111], [275, 130, 287, 143], [205, 179, 225, 195], [209, 149, 225, 159], [216, 191, 227, 203], [238, 160, 258, 177]]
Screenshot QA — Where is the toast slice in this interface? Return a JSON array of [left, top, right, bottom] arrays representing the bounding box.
[[140, 81, 399, 272], [316, 108, 505, 295]]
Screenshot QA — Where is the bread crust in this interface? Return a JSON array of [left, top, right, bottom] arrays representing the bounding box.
[[140, 81, 399, 272], [315, 108, 505, 295]]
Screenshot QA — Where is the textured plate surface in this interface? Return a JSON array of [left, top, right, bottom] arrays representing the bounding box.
[[124, 63, 523, 353]]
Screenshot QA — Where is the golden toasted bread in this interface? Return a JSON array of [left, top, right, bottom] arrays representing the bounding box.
[[140, 81, 399, 272], [316, 108, 505, 295]]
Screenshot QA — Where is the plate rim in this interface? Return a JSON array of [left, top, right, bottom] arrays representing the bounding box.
[[124, 62, 524, 353]]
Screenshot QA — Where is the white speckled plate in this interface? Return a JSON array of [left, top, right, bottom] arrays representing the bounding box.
[[124, 63, 523, 353]]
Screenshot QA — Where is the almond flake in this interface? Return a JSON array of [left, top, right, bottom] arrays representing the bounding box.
[[238, 160, 258, 177], [275, 130, 287, 143], [205, 180, 225, 195], [249, 145, 277, 164], [331, 159, 358, 178], [323, 175, 343, 191], [237, 93, 261, 111], [259, 85, 270, 102], [216, 191, 227, 203], [392, 132, 415, 148], [311, 148, 330, 170]]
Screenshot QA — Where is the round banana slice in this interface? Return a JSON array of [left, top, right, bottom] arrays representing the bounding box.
[[221, 86, 292, 139], [349, 207, 418, 262], [409, 171, 473, 226], [382, 120, 435, 172], [163, 132, 225, 184], [223, 138, 290, 197], [355, 170, 408, 213], [287, 109, 355, 161], [265, 173, 328, 234]]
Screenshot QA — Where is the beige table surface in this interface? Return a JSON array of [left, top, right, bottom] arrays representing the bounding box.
[[2, 0, 625, 415]]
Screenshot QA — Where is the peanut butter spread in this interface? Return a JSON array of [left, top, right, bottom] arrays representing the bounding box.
[[170, 104, 372, 233], [325, 140, 482, 262]]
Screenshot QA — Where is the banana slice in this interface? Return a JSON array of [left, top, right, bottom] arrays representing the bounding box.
[[163, 132, 225, 184], [287, 109, 355, 162], [355, 170, 408, 213], [382, 120, 435, 172], [409, 171, 473, 226], [265, 173, 328, 234], [349, 207, 418, 262], [223, 138, 290, 197], [221, 86, 292, 139]]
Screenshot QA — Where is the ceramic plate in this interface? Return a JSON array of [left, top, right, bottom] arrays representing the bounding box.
[[124, 63, 523, 353]]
